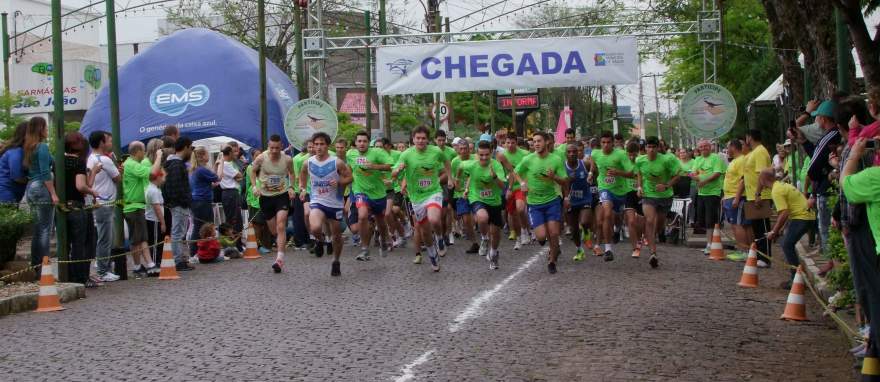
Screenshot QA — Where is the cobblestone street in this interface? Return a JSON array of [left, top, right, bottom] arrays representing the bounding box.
[[1, 238, 853, 381]]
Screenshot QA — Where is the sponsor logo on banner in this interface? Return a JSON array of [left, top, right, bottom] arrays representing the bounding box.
[[376, 36, 638, 95], [284, 99, 339, 151], [149, 83, 210, 116], [679, 83, 737, 139]]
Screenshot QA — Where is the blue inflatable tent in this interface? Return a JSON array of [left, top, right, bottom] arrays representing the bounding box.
[[80, 28, 298, 149]]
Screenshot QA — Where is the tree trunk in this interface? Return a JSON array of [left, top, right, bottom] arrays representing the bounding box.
[[763, 0, 839, 99], [835, 0, 880, 96], [761, 0, 804, 106]]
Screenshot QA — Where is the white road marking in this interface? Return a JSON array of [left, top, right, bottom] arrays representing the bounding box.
[[393, 349, 435, 382], [448, 250, 544, 333], [391, 249, 545, 381]]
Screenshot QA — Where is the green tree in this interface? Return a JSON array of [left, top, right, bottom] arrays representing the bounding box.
[[657, 0, 780, 141], [0, 90, 35, 141], [335, 112, 362, 144]]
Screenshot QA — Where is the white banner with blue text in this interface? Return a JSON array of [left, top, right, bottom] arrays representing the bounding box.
[[376, 36, 638, 95]]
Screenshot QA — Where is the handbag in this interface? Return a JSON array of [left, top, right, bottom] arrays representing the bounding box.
[[744, 200, 773, 220]]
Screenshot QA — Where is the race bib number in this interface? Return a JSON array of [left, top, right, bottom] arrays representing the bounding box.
[[604, 176, 616, 184], [418, 178, 432, 188], [479, 189, 493, 198], [571, 190, 583, 200], [266, 175, 283, 191]]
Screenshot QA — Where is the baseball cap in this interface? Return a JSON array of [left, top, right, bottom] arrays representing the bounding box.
[[451, 137, 464, 146], [810, 100, 835, 118]]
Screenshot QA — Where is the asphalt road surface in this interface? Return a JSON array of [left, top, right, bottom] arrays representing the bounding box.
[[1, 236, 853, 381]]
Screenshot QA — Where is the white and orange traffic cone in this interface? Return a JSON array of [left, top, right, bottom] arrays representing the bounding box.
[[158, 236, 180, 280], [737, 244, 759, 288], [780, 265, 808, 321], [35, 256, 64, 312], [709, 224, 725, 261], [243, 225, 260, 259]]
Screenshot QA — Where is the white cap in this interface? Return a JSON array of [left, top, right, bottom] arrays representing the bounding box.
[[452, 137, 464, 146]]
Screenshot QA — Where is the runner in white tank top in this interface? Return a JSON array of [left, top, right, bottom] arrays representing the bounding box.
[[298, 132, 352, 276]]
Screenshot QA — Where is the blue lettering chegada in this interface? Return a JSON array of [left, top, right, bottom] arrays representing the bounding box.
[[149, 83, 210, 117]]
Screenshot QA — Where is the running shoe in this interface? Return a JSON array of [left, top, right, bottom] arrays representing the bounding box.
[[519, 234, 530, 247], [593, 246, 603, 256], [726, 251, 747, 262], [448, 233, 455, 245], [413, 253, 422, 264], [547, 262, 557, 274], [355, 249, 371, 261], [466, 243, 480, 254], [272, 259, 283, 273], [649, 253, 659, 268], [132, 265, 147, 277], [98, 272, 120, 282], [513, 240, 521, 251], [437, 236, 447, 257], [314, 242, 325, 258], [508, 231, 516, 241], [604, 250, 614, 262], [573, 248, 586, 262], [393, 236, 405, 248], [258, 246, 271, 254], [479, 238, 489, 259], [331, 261, 341, 277], [631, 248, 641, 258], [428, 249, 440, 272], [489, 252, 499, 270]]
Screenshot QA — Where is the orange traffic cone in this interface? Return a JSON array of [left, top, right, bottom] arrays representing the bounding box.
[[158, 236, 180, 280], [709, 224, 725, 261], [780, 265, 808, 321], [737, 244, 759, 288], [35, 256, 64, 312], [243, 225, 260, 259]]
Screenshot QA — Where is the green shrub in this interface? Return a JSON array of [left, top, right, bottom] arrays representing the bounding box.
[[0, 205, 33, 265]]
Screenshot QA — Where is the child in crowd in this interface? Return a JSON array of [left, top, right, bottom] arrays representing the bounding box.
[[218, 223, 242, 259], [196, 223, 227, 263], [144, 169, 166, 276]]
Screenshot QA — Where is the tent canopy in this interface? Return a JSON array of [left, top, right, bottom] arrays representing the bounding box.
[[80, 28, 299, 150]]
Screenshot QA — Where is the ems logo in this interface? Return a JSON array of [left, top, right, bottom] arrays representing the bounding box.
[[595, 52, 625, 66], [594, 53, 607, 66], [387, 58, 415, 76]]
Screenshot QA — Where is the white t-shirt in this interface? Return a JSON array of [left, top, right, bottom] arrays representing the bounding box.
[[145, 183, 163, 222], [219, 161, 240, 190], [86, 152, 120, 204]]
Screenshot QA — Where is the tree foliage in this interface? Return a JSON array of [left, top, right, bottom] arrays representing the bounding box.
[[0, 90, 34, 142]]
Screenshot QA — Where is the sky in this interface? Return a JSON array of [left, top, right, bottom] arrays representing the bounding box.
[[21, 0, 685, 118]]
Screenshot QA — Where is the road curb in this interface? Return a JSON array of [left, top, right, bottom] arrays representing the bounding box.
[[0, 283, 85, 317]]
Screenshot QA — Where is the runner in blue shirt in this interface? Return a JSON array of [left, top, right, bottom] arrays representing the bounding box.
[[564, 141, 593, 262]]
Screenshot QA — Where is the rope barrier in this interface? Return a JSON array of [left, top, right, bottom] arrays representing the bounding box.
[[0, 209, 260, 282], [716, 227, 861, 339]]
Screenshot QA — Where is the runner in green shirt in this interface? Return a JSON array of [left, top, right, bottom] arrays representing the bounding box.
[[461, 140, 507, 269], [451, 142, 480, 255], [553, 128, 577, 162], [434, 130, 457, 248], [347, 131, 393, 261], [513, 131, 568, 274], [635, 136, 681, 267], [588, 131, 636, 261], [496, 134, 531, 249], [392, 126, 452, 272], [689, 140, 725, 255]]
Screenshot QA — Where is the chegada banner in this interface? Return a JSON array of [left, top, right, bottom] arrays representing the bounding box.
[[376, 36, 638, 95]]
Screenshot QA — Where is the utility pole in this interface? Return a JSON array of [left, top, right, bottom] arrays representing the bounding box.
[[379, 0, 390, 139], [598, 86, 604, 132], [638, 74, 645, 139], [51, 0, 68, 280], [257, 0, 267, 148], [364, 11, 372, 132], [294, 4, 306, 98], [1, 13, 9, 95], [652, 74, 661, 140], [105, 0, 124, 250], [611, 85, 618, 135]]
